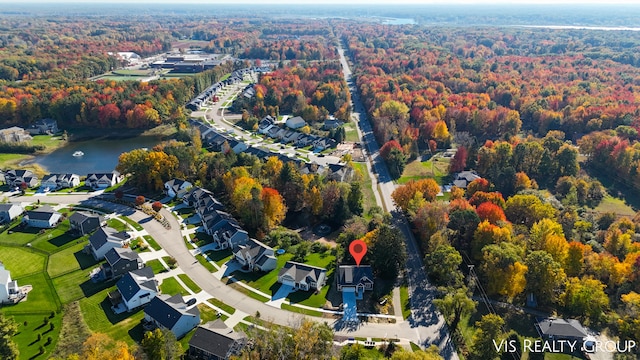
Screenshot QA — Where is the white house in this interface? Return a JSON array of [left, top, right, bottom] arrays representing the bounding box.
[[278, 261, 327, 292], [87, 226, 131, 260], [3, 169, 39, 188], [112, 267, 158, 312], [233, 239, 277, 272], [86, 171, 122, 189], [164, 179, 192, 199], [22, 206, 62, 228], [0, 127, 32, 143], [144, 294, 201, 339], [0, 204, 23, 224], [0, 262, 20, 304], [40, 173, 80, 191], [285, 116, 306, 130]]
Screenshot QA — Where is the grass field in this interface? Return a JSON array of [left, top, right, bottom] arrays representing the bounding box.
[[594, 195, 636, 217], [227, 282, 270, 302], [344, 123, 360, 142], [106, 218, 128, 232], [2, 221, 81, 253], [79, 287, 145, 345], [280, 303, 324, 317], [398, 156, 451, 185], [112, 69, 153, 76], [352, 162, 377, 214], [400, 284, 411, 320], [205, 248, 233, 266], [0, 247, 45, 278], [5, 273, 60, 314], [6, 313, 63, 360], [160, 277, 189, 296], [208, 298, 236, 315], [146, 259, 167, 274], [51, 269, 115, 304], [121, 216, 144, 231], [177, 274, 202, 293], [195, 253, 217, 272], [198, 303, 228, 323], [143, 235, 161, 251], [47, 241, 89, 277]]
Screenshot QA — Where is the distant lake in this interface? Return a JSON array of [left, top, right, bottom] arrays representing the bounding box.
[[382, 18, 415, 25], [30, 136, 163, 174]]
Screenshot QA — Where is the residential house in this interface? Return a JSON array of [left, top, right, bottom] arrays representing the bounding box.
[[536, 318, 589, 342], [266, 125, 281, 139], [27, 118, 59, 135], [87, 226, 131, 260], [40, 173, 80, 191], [0, 203, 23, 224], [188, 319, 247, 360], [337, 265, 374, 299], [69, 211, 104, 235], [101, 248, 143, 280], [184, 187, 214, 208], [211, 221, 248, 250], [144, 294, 201, 338], [164, 179, 193, 199], [323, 119, 344, 130], [3, 169, 39, 188], [224, 139, 248, 154], [110, 266, 158, 312], [233, 239, 277, 272], [285, 116, 306, 130], [196, 195, 224, 217], [282, 131, 301, 144], [200, 210, 234, 233], [258, 116, 275, 134], [0, 262, 20, 304], [0, 127, 32, 143], [453, 171, 481, 189], [85, 171, 122, 189], [278, 261, 327, 292], [327, 164, 352, 183], [22, 206, 62, 228]]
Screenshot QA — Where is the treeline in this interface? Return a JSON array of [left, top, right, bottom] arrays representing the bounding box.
[[233, 62, 351, 121], [239, 38, 336, 61]]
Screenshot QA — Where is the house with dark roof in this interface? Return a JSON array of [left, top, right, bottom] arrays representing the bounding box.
[[0, 204, 23, 224], [110, 267, 158, 312], [87, 226, 131, 260], [323, 119, 344, 130], [22, 206, 62, 228], [278, 261, 327, 292], [164, 179, 192, 199], [211, 221, 248, 250], [101, 248, 143, 280], [188, 319, 247, 360], [86, 171, 122, 189], [184, 187, 215, 208], [144, 294, 201, 338], [233, 239, 277, 272], [286, 116, 306, 130], [536, 318, 589, 342], [327, 164, 353, 182], [69, 211, 104, 235], [40, 173, 80, 191], [453, 171, 481, 189], [27, 118, 58, 135], [3, 169, 39, 188], [337, 265, 374, 299], [258, 116, 275, 134]]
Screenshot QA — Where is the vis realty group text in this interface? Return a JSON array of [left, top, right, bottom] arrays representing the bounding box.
[[493, 339, 637, 354]]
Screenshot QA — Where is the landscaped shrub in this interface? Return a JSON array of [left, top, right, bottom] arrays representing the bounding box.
[[152, 201, 162, 212], [135, 195, 145, 206]]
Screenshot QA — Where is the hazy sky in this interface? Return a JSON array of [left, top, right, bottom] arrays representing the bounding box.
[[2, 0, 640, 4]]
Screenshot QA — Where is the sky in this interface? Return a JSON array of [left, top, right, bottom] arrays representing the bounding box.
[[1, 0, 640, 4]]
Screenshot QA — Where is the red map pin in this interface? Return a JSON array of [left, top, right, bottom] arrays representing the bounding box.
[[349, 239, 367, 266]]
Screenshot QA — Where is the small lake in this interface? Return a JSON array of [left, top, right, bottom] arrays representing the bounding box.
[[30, 136, 163, 174]]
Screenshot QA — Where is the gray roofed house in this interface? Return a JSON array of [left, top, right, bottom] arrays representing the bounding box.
[[0, 127, 32, 143], [111, 266, 157, 312], [22, 206, 62, 229], [69, 211, 104, 235], [337, 265, 374, 299], [233, 239, 276, 272], [278, 261, 327, 292], [102, 248, 143, 280], [285, 116, 306, 129], [188, 319, 247, 360], [212, 221, 248, 250], [0, 203, 23, 224], [537, 318, 589, 341], [40, 173, 80, 190], [88, 226, 131, 260], [164, 178, 192, 199], [27, 118, 58, 135], [86, 171, 122, 189], [3, 169, 39, 188], [453, 171, 481, 189], [144, 294, 201, 338], [184, 187, 215, 208], [196, 195, 224, 217]]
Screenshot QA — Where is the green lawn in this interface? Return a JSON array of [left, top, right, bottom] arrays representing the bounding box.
[[594, 195, 636, 217], [121, 216, 144, 231], [0, 247, 45, 278], [344, 123, 360, 142], [1, 221, 81, 253], [146, 259, 167, 274], [30, 134, 65, 151], [198, 303, 228, 323], [51, 269, 115, 304], [398, 157, 451, 185], [208, 298, 236, 315], [4, 273, 60, 314], [351, 162, 376, 214], [195, 254, 216, 272], [230, 253, 294, 296], [106, 218, 128, 232], [227, 282, 270, 302], [4, 313, 63, 360], [160, 277, 189, 296], [205, 248, 233, 266], [178, 274, 202, 293], [47, 241, 88, 277], [143, 235, 162, 251], [78, 287, 145, 345], [400, 284, 411, 320]]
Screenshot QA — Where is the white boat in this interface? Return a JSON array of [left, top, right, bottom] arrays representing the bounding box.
[[72, 151, 84, 157]]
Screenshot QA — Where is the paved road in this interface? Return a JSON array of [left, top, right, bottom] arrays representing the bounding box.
[[338, 46, 459, 360], [8, 193, 439, 345]]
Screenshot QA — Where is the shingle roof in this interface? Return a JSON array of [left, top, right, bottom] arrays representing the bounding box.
[[117, 266, 156, 302], [538, 318, 588, 339], [24, 206, 60, 221], [68, 211, 100, 224], [89, 226, 129, 250], [144, 294, 200, 329], [337, 265, 373, 287], [278, 261, 326, 284], [189, 320, 246, 358], [105, 247, 141, 266]]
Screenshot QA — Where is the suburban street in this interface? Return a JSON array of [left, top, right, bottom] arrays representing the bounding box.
[[338, 46, 459, 359]]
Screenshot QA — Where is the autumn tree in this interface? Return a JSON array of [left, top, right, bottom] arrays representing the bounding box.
[[476, 202, 506, 225], [151, 201, 162, 212], [525, 250, 566, 305], [261, 187, 287, 229], [434, 286, 477, 331], [560, 277, 609, 323], [471, 220, 511, 261], [392, 179, 440, 212], [504, 194, 556, 227], [480, 242, 527, 300], [470, 314, 505, 360], [0, 313, 19, 360], [77, 333, 135, 360], [141, 328, 183, 360], [117, 149, 179, 191]]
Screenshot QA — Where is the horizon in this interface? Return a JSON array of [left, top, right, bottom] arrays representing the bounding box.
[[1, 0, 640, 4]]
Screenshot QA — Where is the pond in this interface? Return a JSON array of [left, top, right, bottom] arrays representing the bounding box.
[[30, 136, 163, 174]]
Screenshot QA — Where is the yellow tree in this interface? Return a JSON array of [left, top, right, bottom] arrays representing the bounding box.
[[472, 220, 512, 261], [261, 187, 287, 229], [80, 333, 135, 360]]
